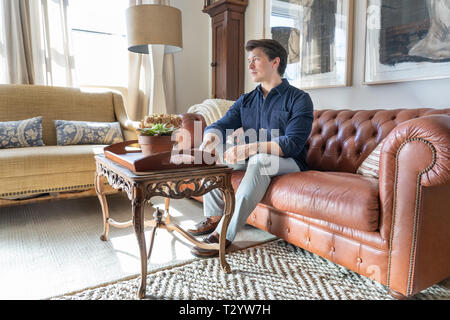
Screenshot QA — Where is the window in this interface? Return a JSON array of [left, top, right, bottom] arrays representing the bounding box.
[[68, 0, 129, 87]]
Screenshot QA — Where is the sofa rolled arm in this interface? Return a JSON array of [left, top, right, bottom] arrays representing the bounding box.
[[109, 91, 140, 141], [380, 114, 450, 187], [117, 119, 139, 141], [378, 114, 450, 297]]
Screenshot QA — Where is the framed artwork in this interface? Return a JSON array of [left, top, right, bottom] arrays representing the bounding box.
[[364, 0, 450, 85], [264, 0, 354, 90]]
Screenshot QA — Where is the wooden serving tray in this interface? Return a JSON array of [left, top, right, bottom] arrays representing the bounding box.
[[104, 140, 219, 173]]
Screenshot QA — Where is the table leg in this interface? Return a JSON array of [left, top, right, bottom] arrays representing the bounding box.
[[95, 172, 110, 241], [219, 188, 235, 273], [147, 208, 163, 260], [147, 226, 157, 261], [132, 189, 147, 299], [164, 198, 171, 224]]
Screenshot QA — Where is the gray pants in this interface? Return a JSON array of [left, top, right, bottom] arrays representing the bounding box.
[[204, 152, 300, 242]]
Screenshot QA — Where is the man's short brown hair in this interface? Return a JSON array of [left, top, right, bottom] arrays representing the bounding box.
[[245, 39, 287, 77]]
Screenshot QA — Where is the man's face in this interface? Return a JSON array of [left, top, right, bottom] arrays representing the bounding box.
[[247, 48, 280, 83]]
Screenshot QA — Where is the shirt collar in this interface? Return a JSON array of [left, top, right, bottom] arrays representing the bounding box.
[[257, 78, 290, 97]]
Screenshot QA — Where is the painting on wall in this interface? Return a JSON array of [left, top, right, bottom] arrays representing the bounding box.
[[264, 0, 354, 90], [364, 0, 450, 84]]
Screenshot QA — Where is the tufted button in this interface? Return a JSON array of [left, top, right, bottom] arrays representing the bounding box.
[[331, 246, 335, 252], [286, 228, 290, 234], [357, 257, 362, 263]]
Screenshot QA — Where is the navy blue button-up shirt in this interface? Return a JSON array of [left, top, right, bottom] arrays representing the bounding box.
[[205, 79, 314, 171]]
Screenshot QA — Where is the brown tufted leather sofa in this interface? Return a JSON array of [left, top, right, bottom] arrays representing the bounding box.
[[180, 108, 450, 299]]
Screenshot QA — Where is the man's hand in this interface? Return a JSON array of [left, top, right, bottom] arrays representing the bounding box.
[[199, 132, 221, 154], [224, 141, 284, 164], [224, 143, 258, 164]]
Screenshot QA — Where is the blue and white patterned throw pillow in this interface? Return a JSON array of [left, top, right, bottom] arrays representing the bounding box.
[[0, 116, 45, 149], [54, 120, 124, 146]]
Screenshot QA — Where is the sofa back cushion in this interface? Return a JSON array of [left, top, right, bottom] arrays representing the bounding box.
[[0, 85, 117, 146], [306, 108, 450, 173]]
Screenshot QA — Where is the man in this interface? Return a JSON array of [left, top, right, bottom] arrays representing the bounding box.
[[188, 39, 314, 257]]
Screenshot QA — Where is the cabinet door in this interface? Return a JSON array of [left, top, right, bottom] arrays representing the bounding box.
[[225, 10, 244, 100], [205, 0, 247, 100], [212, 13, 226, 99]]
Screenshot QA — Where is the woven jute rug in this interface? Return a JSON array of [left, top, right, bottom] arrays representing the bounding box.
[[53, 240, 450, 300]]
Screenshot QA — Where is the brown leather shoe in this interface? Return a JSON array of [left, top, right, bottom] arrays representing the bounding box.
[[190, 233, 232, 258], [186, 217, 221, 236]]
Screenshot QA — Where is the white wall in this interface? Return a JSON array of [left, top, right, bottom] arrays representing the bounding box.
[[171, 0, 211, 113], [173, 0, 450, 113], [244, 0, 450, 110]]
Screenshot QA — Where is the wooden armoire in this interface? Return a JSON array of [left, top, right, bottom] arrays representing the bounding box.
[[203, 0, 248, 100]]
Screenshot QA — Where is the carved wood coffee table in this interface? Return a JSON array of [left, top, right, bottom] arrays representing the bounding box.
[[94, 155, 235, 299]]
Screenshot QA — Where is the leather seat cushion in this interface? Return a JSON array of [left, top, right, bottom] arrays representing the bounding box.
[[194, 169, 379, 233], [231, 170, 380, 232]]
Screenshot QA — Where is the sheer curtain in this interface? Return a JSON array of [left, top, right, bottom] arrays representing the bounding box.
[[0, 0, 34, 84], [0, 0, 76, 86], [29, 0, 77, 86], [127, 0, 177, 121]]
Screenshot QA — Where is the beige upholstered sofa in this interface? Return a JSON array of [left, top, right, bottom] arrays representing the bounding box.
[[0, 84, 138, 205]]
